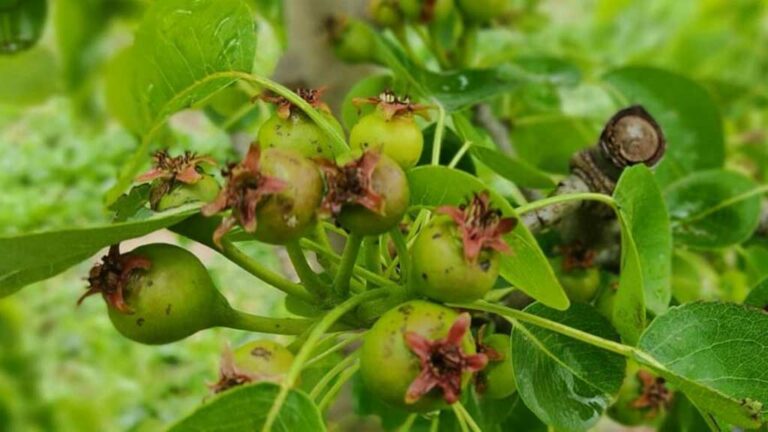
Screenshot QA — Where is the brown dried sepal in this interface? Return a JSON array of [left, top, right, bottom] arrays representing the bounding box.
[[558, 241, 596, 272], [136, 150, 217, 210], [260, 87, 331, 120], [317, 150, 384, 217], [631, 369, 673, 419], [201, 144, 287, 248], [437, 191, 518, 263], [209, 345, 278, 394], [352, 90, 431, 121], [404, 313, 488, 405], [77, 244, 151, 314]]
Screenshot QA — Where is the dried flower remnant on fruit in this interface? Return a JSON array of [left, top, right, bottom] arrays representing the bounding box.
[[317, 151, 384, 216], [353, 90, 431, 121], [631, 369, 673, 418], [210, 345, 277, 393], [136, 150, 216, 209], [473, 326, 503, 394], [77, 244, 151, 313], [559, 241, 596, 272], [260, 87, 331, 120], [437, 192, 518, 263], [202, 144, 287, 247], [404, 313, 488, 404]]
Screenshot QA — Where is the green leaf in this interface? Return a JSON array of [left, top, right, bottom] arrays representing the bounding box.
[[374, 35, 527, 112], [664, 170, 764, 249], [512, 116, 597, 175], [613, 165, 672, 315], [169, 382, 325, 432], [745, 277, 768, 311], [408, 166, 569, 310], [0, 205, 200, 297], [108, 184, 152, 223], [637, 302, 768, 428], [611, 211, 646, 345], [511, 302, 626, 432], [105, 0, 257, 204], [603, 67, 724, 186], [470, 146, 556, 189]]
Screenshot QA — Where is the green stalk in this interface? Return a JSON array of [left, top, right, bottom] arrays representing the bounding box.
[[220, 239, 315, 302], [262, 288, 389, 432], [389, 227, 410, 282], [301, 238, 396, 287], [431, 103, 446, 165], [318, 362, 360, 412], [304, 333, 363, 369], [515, 192, 617, 215], [219, 309, 315, 335], [333, 233, 364, 297], [309, 353, 359, 399], [399, 414, 418, 432], [452, 404, 470, 432], [454, 402, 482, 432], [285, 241, 329, 297], [363, 236, 382, 276], [453, 301, 635, 357]]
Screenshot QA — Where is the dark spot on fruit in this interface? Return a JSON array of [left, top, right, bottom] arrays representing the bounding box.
[[165, 304, 172, 315], [432, 233, 442, 239], [479, 260, 491, 272], [363, 142, 369, 148], [421, 272, 428, 280], [316, 146, 322, 153], [137, 318, 145, 327], [147, 280, 154, 287], [444, 267, 453, 274], [251, 347, 273, 360], [398, 304, 414, 316]]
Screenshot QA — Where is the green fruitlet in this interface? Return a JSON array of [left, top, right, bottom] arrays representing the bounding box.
[[399, 0, 454, 22], [457, 0, 511, 22], [321, 151, 410, 236], [211, 340, 294, 393], [350, 91, 430, 169], [595, 276, 619, 321], [551, 257, 600, 303], [0, 0, 45, 54], [259, 88, 343, 159], [477, 333, 516, 399], [369, 0, 402, 27], [327, 16, 376, 64], [136, 150, 220, 211], [80, 243, 230, 345], [360, 301, 487, 412], [411, 192, 516, 302], [609, 361, 672, 427], [203, 144, 323, 246]]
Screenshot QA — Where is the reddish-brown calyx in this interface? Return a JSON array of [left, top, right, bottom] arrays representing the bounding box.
[[631, 369, 673, 418], [317, 150, 384, 217], [353, 90, 431, 121], [473, 325, 504, 394], [210, 345, 263, 394], [136, 150, 216, 209], [201, 144, 287, 247], [404, 313, 488, 404], [261, 87, 331, 120], [559, 241, 596, 272], [77, 244, 151, 313], [437, 191, 518, 263]]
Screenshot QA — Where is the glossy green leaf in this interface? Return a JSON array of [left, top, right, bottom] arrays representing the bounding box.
[[511, 302, 626, 432], [614, 165, 672, 315], [603, 67, 724, 186], [745, 277, 768, 311], [611, 211, 645, 345], [637, 302, 768, 428], [470, 146, 556, 189], [664, 170, 764, 249], [0, 205, 200, 297], [105, 0, 257, 203], [408, 166, 569, 310], [169, 382, 325, 432]]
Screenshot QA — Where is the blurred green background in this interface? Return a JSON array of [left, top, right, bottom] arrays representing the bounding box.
[[1, 0, 768, 431]]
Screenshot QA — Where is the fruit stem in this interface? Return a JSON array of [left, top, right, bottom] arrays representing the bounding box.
[[333, 233, 364, 297], [285, 241, 331, 297], [431, 103, 446, 165], [389, 227, 410, 282], [220, 239, 315, 302], [362, 236, 382, 276], [515, 192, 617, 216], [453, 301, 635, 358], [309, 353, 359, 399], [262, 288, 390, 432], [453, 402, 482, 432], [219, 309, 315, 335], [318, 361, 360, 413], [300, 238, 396, 288], [304, 332, 364, 369]]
